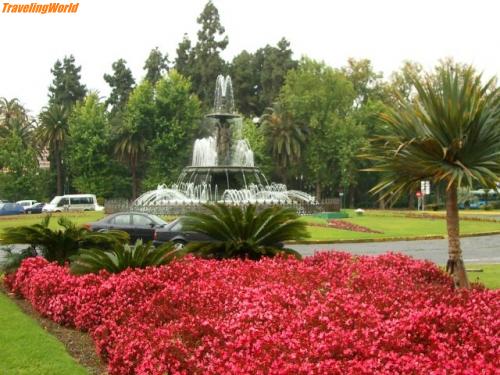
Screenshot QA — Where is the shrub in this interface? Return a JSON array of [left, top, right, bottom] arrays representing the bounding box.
[[0, 215, 129, 267], [181, 204, 308, 260], [70, 240, 179, 275], [7, 253, 499, 375]]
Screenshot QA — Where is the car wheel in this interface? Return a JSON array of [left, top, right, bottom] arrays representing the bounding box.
[[173, 240, 186, 250]]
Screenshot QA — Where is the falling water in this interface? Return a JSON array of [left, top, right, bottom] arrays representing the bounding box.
[[192, 137, 217, 167], [232, 139, 254, 167]]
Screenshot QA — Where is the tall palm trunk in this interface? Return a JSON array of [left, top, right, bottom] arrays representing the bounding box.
[[55, 143, 63, 195], [445, 183, 469, 288], [131, 159, 138, 200]]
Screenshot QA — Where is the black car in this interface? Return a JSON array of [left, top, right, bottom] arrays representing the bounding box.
[[86, 212, 168, 243], [25, 203, 46, 214], [153, 218, 212, 248]]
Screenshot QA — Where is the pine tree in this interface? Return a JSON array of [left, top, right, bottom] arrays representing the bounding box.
[[48, 55, 86, 109], [190, 1, 228, 107], [104, 59, 135, 114], [143, 47, 169, 85]]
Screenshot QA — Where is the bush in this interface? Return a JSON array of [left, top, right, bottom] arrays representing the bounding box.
[[7, 253, 499, 375], [0, 216, 129, 268], [70, 240, 179, 275], [181, 203, 308, 260]]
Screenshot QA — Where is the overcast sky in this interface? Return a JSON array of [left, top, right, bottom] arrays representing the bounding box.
[[0, 0, 498, 114]]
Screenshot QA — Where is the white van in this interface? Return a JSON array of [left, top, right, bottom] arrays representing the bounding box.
[[43, 194, 104, 213], [16, 200, 38, 211]]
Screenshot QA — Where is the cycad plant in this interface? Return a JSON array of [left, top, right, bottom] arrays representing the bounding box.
[[70, 240, 178, 275], [0, 215, 129, 266], [180, 204, 309, 260], [367, 66, 500, 288]]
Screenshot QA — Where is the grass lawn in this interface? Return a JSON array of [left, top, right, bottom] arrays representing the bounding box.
[[300, 212, 500, 242], [467, 264, 500, 289], [0, 291, 88, 375], [0, 212, 104, 232]]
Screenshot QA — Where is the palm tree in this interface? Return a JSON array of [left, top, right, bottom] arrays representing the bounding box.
[[38, 105, 69, 195], [0, 97, 34, 146], [180, 203, 309, 260], [114, 126, 146, 199], [367, 66, 500, 288], [1, 215, 129, 265], [261, 103, 306, 183]]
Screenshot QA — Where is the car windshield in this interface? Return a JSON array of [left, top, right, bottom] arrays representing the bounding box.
[[49, 196, 61, 205], [149, 214, 168, 226]]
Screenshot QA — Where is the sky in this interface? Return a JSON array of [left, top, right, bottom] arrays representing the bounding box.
[[0, 0, 499, 114]]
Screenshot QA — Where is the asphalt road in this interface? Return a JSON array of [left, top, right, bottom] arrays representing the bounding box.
[[289, 234, 500, 264], [2, 235, 499, 266]]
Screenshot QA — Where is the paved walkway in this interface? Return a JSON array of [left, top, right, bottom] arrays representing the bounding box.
[[290, 234, 500, 264]]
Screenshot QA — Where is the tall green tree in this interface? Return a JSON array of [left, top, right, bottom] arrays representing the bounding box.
[[143, 47, 169, 85], [261, 102, 306, 183], [280, 58, 355, 199], [144, 70, 202, 187], [38, 105, 69, 195], [0, 97, 34, 147], [189, 0, 228, 106], [66, 93, 129, 198], [104, 59, 135, 114], [174, 34, 193, 78], [367, 66, 500, 288], [48, 55, 86, 108], [116, 81, 155, 199], [230, 38, 297, 116]]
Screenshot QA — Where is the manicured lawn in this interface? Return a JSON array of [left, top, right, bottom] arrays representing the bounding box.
[[0, 291, 88, 375], [0, 211, 104, 232], [301, 213, 500, 241], [467, 264, 500, 289]]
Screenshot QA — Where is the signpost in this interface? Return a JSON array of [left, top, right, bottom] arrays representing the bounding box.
[[419, 181, 431, 210]]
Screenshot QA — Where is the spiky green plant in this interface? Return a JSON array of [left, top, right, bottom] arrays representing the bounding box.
[[0, 215, 129, 265], [70, 240, 179, 275], [366, 66, 500, 288], [180, 204, 308, 260]]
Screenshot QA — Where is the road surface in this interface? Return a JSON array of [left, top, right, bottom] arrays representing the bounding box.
[[290, 235, 500, 264]]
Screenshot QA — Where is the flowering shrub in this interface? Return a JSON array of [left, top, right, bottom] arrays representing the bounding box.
[[327, 219, 382, 233], [7, 253, 500, 375]]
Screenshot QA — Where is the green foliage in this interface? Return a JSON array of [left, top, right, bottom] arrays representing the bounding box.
[[0, 215, 129, 265], [70, 240, 178, 275], [0, 247, 37, 274], [48, 55, 86, 108], [180, 204, 308, 260], [368, 66, 500, 201], [188, 0, 228, 106], [280, 58, 356, 198], [104, 58, 135, 114], [144, 71, 202, 187], [230, 38, 297, 116], [143, 47, 169, 85], [241, 118, 272, 176], [261, 102, 306, 180], [67, 93, 129, 198]]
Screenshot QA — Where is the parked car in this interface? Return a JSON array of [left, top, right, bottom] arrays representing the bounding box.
[[16, 200, 38, 212], [43, 194, 104, 212], [0, 202, 25, 215], [24, 202, 46, 214], [153, 218, 212, 248], [85, 212, 169, 243]]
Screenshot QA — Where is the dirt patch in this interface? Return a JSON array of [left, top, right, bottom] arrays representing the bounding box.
[[1, 287, 107, 375]]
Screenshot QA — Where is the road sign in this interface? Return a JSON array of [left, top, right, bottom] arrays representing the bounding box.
[[421, 181, 430, 195]]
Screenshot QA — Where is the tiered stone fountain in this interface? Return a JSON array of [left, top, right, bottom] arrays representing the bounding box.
[[133, 75, 315, 206]]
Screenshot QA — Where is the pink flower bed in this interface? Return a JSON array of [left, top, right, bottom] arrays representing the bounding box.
[[6, 254, 500, 375], [327, 219, 382, 233]]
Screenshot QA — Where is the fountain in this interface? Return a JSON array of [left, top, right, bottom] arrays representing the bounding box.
[[133, 75, 316, 207]]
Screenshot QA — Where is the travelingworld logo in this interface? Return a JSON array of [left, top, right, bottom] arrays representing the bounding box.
[[2, 2, 79, 14]]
